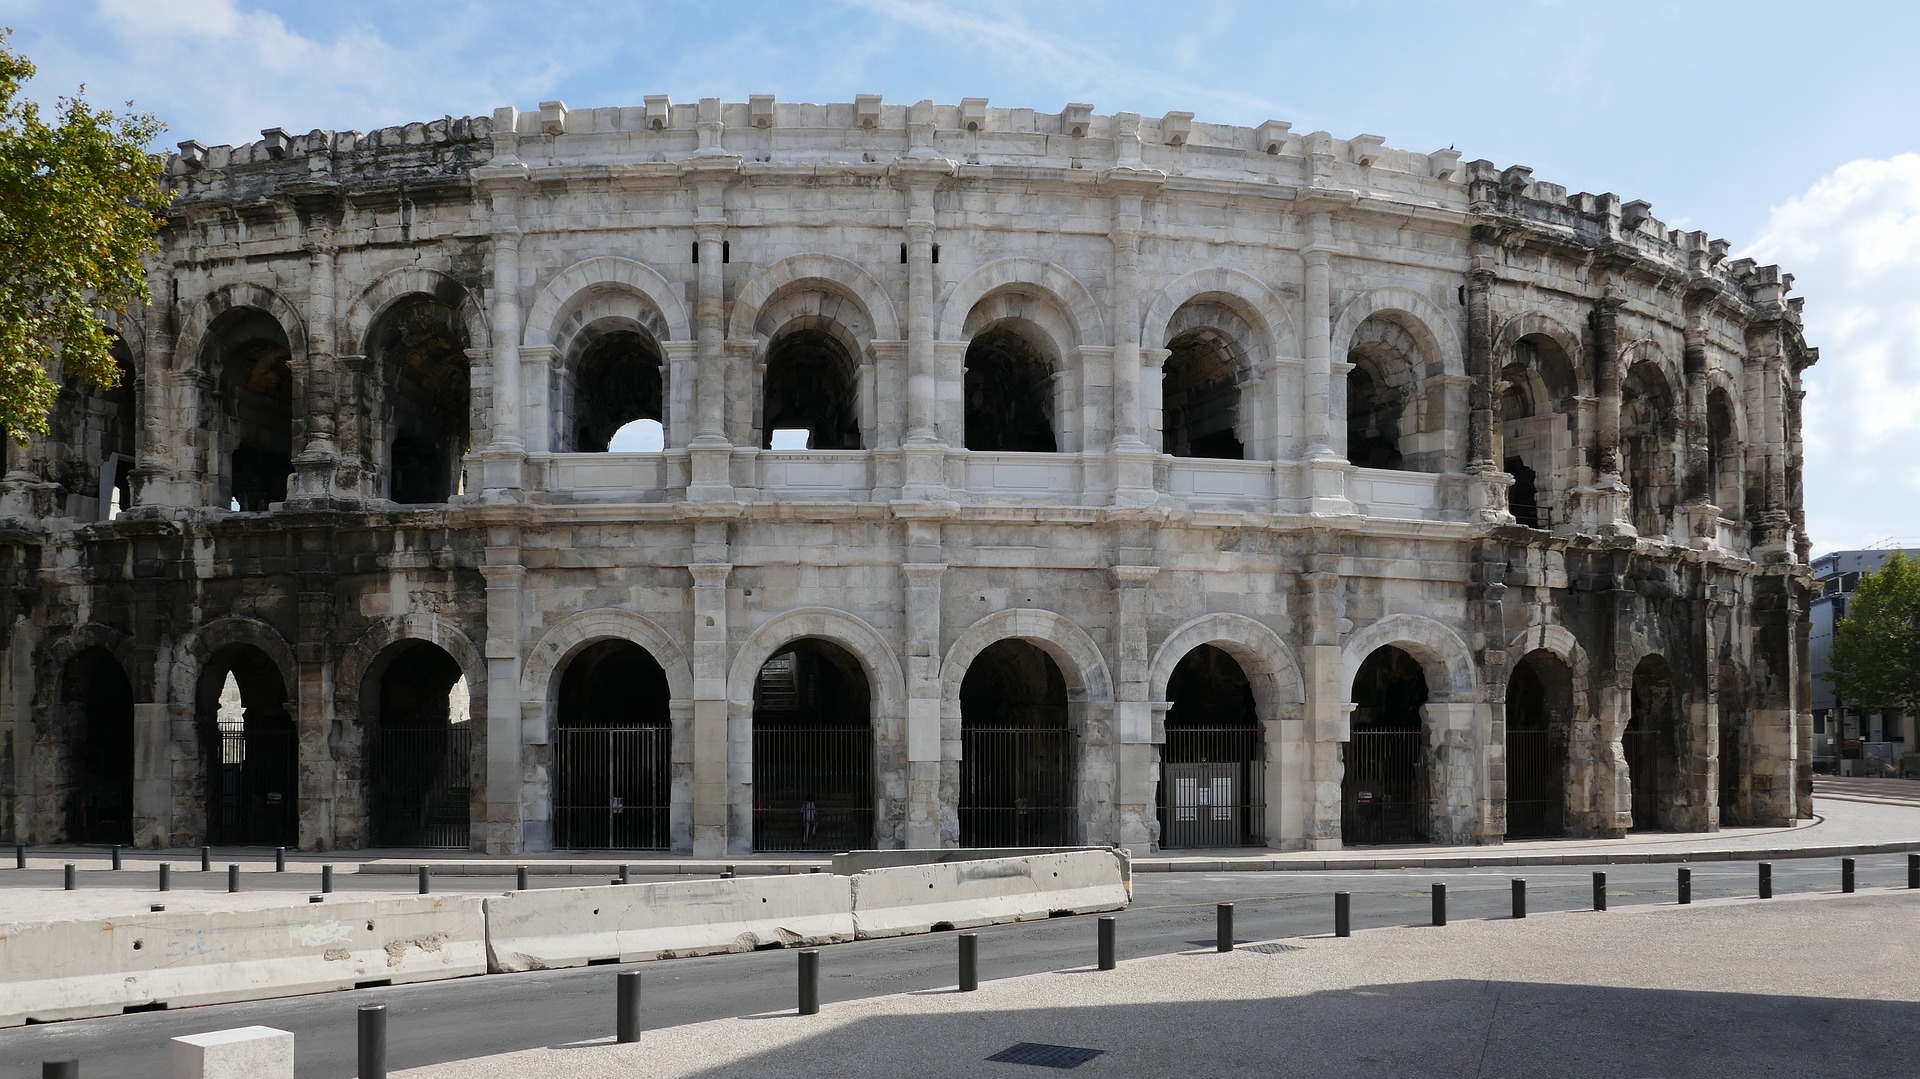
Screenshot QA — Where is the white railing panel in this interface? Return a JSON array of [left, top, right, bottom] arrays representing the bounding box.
[[1166, 459, 1274, 506]]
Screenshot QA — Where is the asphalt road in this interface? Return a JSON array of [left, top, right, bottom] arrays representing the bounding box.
[[3, 854, 1914, 1078]]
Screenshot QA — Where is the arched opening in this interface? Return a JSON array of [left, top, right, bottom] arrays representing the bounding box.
[[47, 336, 138, 519], [1346, 315, 1431, 472], [1162, 329, 1243, 460], [552, 640, 672, 850], [1707, 387, 1739, 516], [565, 328, 664, 453], [363, 641, 472, 848], [1505, 650, 1572, 838], [197, 645, 296, 846], [1500, 335, 1577, 529], [1625, 654, 1680, 831], [371, 297, 470, 505], [1343, 646, 1429, 844], [1622, 362, 1678, 538], [761, 325, 860, 450], [202, 308, 293, 511], [964, 324, 1057, 452], [52, 648, 135, 844], [751, 639, 872, 851], [1718, 663, 1747, 826], [960, 639, 1075, 846], [1158, 645, 1262, 848]]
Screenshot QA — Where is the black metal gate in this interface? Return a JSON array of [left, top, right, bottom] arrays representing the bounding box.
[[1159, 725, 1265, 848], [211, 726, 298, 846], [1623, 726, 1660, 830], [1342, 730, 1425, 844], [368, 726, 473, 848], [1718, 721, 1742, 825], [752, 725, 872, 851], [960, 726, 1075, 847], [553, 726, 671, 850], [1505, 728, 1564, 838]]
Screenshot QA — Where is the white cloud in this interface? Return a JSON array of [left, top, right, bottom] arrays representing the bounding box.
[[1746, 153, 1920, 553]]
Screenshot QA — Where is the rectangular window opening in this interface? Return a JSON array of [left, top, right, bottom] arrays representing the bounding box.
[[722, 241, 731, 264]]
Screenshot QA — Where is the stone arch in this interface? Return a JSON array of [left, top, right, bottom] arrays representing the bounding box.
[[171, 616, 298, 706], [1493, 311, 1588, 399], [32, 623, 141, 844], [1506, 624, 1592, 694], [336, 615, 488, 720], [729, 253, 900, 343], [937, 258, 1106, 346], [1340, 614, 1477, 704], [524, 256, 690, 349], [1331, 286, 1463, 380], [1141, 268, 1297, 364], [1147, 613, 1303, 720], [101, 308, 148, 366], [521, 608, 694, 732], [343, 266, 489, 356], [941, 609, 1115, 707], [173, 282, 310, 376]]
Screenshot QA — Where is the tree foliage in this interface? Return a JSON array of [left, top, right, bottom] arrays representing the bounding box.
[[0, 30, 168, 443], [1828, 551, 1920, 716]]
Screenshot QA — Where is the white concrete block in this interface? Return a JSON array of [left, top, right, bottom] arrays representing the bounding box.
[[171, 1025, 295, 1079]]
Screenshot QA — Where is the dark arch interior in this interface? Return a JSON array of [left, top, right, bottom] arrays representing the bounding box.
[[1162, 330, 1243, 460], [1707, 388, 1737, 513], [752, 639, 872, 851], [56, 647, 135, 843], [49, 338, 138, 518], [199, 644, 296, 846], [553, 640, 672, 850], [762, 327, 860, 450], [374, 297, 470, 505], [570, 330, 664, 453], [1621, 364, 1677, 536], [1505, 650, 1572, 838], [1717, 663, 1746, 826], [964, 326, 1056, 452], [1346, 361, 1404, 470], [959, 638, 1073, 846], [204, 308, 293, 511], [1160, 644, 1263, 848], [366, 640, 471, 848], [1626, 654, 1679, 831], [1343, 645, 1430, 844]]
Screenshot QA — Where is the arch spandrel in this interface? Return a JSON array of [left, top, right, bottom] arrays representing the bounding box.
[[1146, 613, 1303, 720], [343, 266, 489, 356], [522, 608, 694, 718], [173, 283, 310, 375], [728, 253, 900, 344], [936, 258, 1106, 347], [1141, 268, 1297, 365], [1494, 311, 1589, 399], [1330, 286, 1463, 379], [725, 607, 908, 711], [1339, 614, 1478, 704], [1506, 624, 1592, 692], [524, 256, 690, 349], [335, 615, 488, 720], [170, 616, 298, 707]]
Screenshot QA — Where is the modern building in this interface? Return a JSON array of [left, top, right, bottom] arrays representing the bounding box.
[[1810, 546, 1920, 771], [0, 98, 1818, 854]]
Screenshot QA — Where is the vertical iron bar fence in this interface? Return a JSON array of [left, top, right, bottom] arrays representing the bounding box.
[[1503, 727, 1565, 838], [752, 725, 873, 852], [1341, 729, 1425, 844], [1158, 724, 1265, 848], [552, 725, 672, 850], [368, 725, 473, 848], [210, 725, 299, 846], [1622, 726, 1659, 829], [960, 726, 1075, 847]]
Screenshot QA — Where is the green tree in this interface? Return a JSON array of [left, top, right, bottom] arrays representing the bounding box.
[[1828, 551, 1920, 717], [0, 30, 168, 443]]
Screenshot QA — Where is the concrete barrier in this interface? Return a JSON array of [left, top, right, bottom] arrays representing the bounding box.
[[484, 873, 855, 973], [849, 849, 1129, 939], [0, 895, 486, 1027], [833, 846, 1132, 894]]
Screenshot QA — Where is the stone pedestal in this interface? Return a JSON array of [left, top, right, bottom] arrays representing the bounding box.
[[171, 1026, 294, 1079]]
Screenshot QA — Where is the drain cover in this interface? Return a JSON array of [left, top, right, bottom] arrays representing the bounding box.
[[1245, 942, 1305, 954], [987, 1042, 1106, 1069]]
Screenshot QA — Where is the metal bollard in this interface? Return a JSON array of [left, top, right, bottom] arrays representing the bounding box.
[[1512, 879, 1527, 920], [276, 847, 286, 873], [201, 845, 211, 872], [1592, 871, 1607, 911], [958, 932, 978, 992], [1842, 857, 1855, 894], [1909, 853, 1919, 890], [1334, 892, 1351, 938], [1431, 883, 1447, 927], [15, 843, 23, 869], [111, 845, 122, 871], [358, 1002, 388, 1079], [150, 904, 165, 912], [1677, 866, 1691, 905], [418, 866, 431, 895], [721, 864, 735, 880], [1097, 916, 1117, 969], [159, 863, 170, 892], [1216, 902, 1235, 952], [64, 863, 75, 891], [228, 864, 240, 893], [797, 950, 821, 1015], [310, 895, 323, 904], [517, 866, 529, 891], [1759, 862, 1772, 899], [42, 1061, 78, 1079], [616, 970, 642, 1044], [619, 864, 630, 885], [323, 864, 334, 894], [809, 866, 822, 874]]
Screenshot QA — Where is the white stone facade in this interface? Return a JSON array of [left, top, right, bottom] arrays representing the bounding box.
[[0, 99, 1817, 855]]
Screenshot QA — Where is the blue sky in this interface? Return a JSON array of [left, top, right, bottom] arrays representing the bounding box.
[[3, 0, 1915, 552]]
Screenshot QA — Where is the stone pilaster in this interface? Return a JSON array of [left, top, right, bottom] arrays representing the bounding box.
[[289, 236, 339, 502], [1106, 181, 1157, 505], [1300, 548, 1344, 848], [687, 165, 738, 501], [688, 559, 732, 856], [902, 558, 946, 847], [482, 541, 525, 854], [294, 561, 338, 849], [1111, 564, 1158, 849], [1299, 201, 1352, 514], [900, 166, 950, 500], [1572, 290, 1632, 534]]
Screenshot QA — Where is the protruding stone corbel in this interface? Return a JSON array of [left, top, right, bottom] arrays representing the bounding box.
[[1256, 120, 1292, 155], [538, 100, 568, 136], [644, 94, 672, 130], [1160, 111, 1194, 147], [960, 97, 988, 133], [1063, 102, 1092, 137], [1429, 147, 1462, 181], [749, 94, 775, 129], [1350, 133, 1385, 167], [856, 93, 883, 129], [260, 128, 292, 158]]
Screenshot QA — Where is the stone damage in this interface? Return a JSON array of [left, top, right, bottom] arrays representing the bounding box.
[[0, 99, 1815, 856]]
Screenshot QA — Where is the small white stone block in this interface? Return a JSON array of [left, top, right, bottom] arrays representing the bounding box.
[[171, 1026, 294, 1079]]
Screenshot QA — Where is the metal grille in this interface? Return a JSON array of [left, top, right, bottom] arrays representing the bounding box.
[[1342, 729, 1425, 844], [1159, 723, 1264, 848], [1719, 722, 1742, 824], [367, 726, 473, 849], [960, 726, 1075, 847], [210, 726, 298, 846], [1623, 726, 1660, 829], [553, 725, 671, 850], [985, 1043, 1105, 1070], [1504, 727, 1563, 838], [752, 724, 872, 851], [1245, 942, 1306, 954]]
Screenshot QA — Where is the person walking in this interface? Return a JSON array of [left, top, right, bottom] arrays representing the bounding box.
[[801, 793, 818, 846]]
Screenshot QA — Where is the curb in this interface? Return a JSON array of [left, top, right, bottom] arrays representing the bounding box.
[[1130, 839, 1920, 872]]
